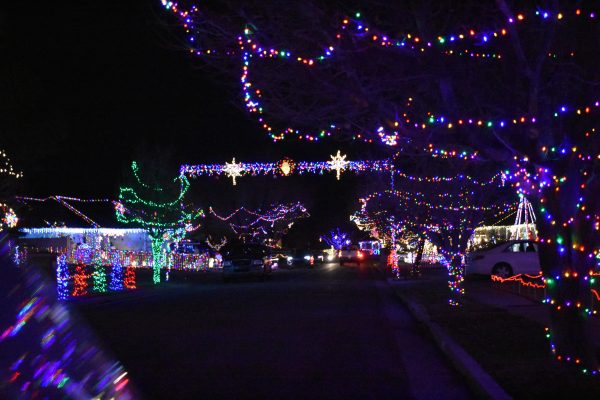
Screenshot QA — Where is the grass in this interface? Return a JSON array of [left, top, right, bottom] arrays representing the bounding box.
[[396, 277, 600, 398]]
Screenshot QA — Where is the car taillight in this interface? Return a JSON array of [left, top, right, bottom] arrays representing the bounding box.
[[358, 251, 364, 259]]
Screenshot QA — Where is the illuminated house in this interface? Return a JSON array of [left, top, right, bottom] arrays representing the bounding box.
[[15, 196, 151, 253]]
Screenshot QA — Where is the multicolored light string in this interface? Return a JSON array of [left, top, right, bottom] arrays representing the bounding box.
[[181, 152, 390, 183], [163, 2, 600, 146], [209, 202, 309, 241]]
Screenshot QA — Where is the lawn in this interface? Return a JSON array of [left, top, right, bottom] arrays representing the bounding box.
[[395, 276, 600, 398]]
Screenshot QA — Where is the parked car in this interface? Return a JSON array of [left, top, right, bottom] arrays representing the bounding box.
[[270, 249, 295, 268], [280, 248, 322, 267], [465, 240, 541, 278], [339, 245, 365, 266], [221, 243, 273, 281]]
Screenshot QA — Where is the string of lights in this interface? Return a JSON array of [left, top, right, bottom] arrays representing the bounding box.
[[360, 189, 515, 214], [181, 153, 390, 183], [116, 161, 204, 284], [209, 203, 309, 240], [181, 153, 510, 186], [0, 149, 23, 179], [164, 2, 600, 146], [16, 196, 116, 228]]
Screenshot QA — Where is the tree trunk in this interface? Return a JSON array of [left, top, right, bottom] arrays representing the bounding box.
[[150, 237, 165, 284], [411, 235, 426, 277], [536, 193, 600, 371], [447, 255, 464, 307]]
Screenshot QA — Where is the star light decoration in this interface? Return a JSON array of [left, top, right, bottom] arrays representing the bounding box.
[[223, 157, 243, 185], [328, 150, 349, 180]]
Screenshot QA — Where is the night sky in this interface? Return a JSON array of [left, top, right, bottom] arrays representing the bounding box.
[[2, 2, 381, 240]]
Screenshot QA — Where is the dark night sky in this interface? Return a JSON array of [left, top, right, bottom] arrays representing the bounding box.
[[2, 2, 382, 239]]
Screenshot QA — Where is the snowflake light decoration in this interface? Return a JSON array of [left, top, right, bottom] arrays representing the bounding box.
[[223, 157, 243, 185], [328, 150, 349, 180]]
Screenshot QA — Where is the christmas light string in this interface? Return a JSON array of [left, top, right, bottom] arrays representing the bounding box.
[[109, 251, 124, 291], [117, 162, 204, 284], [0, 149, 23, 179], [209, 202, 309, 241], [320, 228, 348, 250], [163, 1, 599, 61], [56, 254, 70, 300], [360, 189, 515, 213], [206, 236, 227, 251], [356, 183, 515, 305], [491, 272, 546, 289], [132, 160, 164, 191], [16, 196, 116, 228], [72, 263, 88, 297], [209, 202, 309, 226], [167, 0, 600, 368], [183, 155, 391, 183], [182, 154, 509, 185], [239, 27, 599, 146], [53, 247, 215, 300], [164, 2, 600, 146], [506, 151, 600, 261]]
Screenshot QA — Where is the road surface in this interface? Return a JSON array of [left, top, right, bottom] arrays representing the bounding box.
[[74, 262, 472, 399]]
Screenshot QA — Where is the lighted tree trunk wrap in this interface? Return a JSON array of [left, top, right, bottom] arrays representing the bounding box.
[[72, 263, 88, 297], [109, 253, 124, 291], [150, 237, 165, 285], [536, 191, 600, 372]]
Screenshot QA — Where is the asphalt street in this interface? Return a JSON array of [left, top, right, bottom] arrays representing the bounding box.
[[74, 262, 473, 399]]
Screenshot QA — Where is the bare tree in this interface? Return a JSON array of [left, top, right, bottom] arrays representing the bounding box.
[[163, 0, 600, 369]]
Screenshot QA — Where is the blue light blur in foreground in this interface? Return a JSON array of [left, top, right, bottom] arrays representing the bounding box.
[[0, 235, 139, 399]]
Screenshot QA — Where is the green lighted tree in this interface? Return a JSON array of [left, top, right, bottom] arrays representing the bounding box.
[[116, 161, 204, 284]]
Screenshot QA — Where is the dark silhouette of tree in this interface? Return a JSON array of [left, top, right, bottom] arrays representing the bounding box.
[[163, 1, 600, 370]]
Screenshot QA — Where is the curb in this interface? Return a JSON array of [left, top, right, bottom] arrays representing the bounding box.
[[388, 279, 512, 400]]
